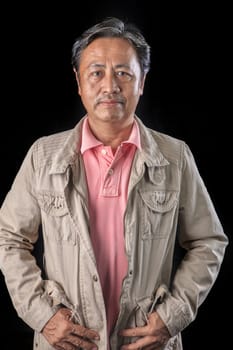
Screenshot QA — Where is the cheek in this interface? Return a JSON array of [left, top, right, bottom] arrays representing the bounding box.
[[80, 79, 97, 95], [129, 79, 144, 97], [129, 86, 143, 100], [79, 85, 95, 100], [79, 86, 97, 110]]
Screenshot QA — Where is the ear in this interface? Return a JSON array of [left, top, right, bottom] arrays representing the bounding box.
[[73, 68, 81, 95], [139, 74, 146, 95]]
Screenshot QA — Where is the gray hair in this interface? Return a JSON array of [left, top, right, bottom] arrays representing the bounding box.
[[71, 17, 151, 76]]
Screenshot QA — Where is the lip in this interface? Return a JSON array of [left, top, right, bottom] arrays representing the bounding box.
[[96, 95, 125, 105], [98, 99, 123, 105], [97, 100, 124, 109]]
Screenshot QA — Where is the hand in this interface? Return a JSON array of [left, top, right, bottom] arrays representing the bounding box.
[[42, 307, 100, 350], [119, 311, 170, 350]]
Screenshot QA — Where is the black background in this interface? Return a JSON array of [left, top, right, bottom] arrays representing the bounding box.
[[0, 1, 231, 349]]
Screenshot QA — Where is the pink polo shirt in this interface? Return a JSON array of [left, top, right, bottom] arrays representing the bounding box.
[[80, 117, 141, 340]]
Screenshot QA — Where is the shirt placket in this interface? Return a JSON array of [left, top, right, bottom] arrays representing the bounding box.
[[98, 147, 124, 197]]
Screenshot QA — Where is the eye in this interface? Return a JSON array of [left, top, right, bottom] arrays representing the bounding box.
[[116, 71, 133, 81], [89, 70, 103, 80]]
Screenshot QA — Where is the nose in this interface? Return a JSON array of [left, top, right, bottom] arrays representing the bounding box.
[[102, 72, 120, 94]]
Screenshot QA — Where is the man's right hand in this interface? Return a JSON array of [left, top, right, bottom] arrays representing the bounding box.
[[42, 307, 100, 350]]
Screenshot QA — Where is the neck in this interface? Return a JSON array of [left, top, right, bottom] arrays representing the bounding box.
[[87, 118, 134, 150]]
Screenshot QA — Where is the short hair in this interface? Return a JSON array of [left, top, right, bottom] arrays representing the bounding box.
[[71, 17, 151, 76]]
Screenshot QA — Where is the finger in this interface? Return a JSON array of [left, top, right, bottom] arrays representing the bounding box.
[[65, 335, 98, 349], [119, 324, 149, 338], [55, 341, 73, 350], [71, 324, 100, 341], [54, 345, 65, 350]]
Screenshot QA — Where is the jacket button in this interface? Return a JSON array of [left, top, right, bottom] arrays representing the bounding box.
[[129, 270, 133, 275], [93, 275, 98, 282]]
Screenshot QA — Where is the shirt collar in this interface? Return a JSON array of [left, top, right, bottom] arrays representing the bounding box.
[[80, 116, 141, 154]]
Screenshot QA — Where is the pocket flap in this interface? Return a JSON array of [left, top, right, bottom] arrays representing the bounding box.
[[139, 190, 178, 212], [38, 191, 68, 216]]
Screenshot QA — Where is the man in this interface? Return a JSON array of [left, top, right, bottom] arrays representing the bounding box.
[[0, 17, 228, 350]]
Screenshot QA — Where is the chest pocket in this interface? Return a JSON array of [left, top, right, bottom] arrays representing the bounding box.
[[139, 190, 178, 239], [38, 191, 76, 244]]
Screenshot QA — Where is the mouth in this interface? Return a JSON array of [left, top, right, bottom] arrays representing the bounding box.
[[98, 100, 123, 107], [96, 96, 125, 107]]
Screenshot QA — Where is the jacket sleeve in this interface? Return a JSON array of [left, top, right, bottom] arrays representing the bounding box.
[[0, 140, 57, 332], [156, 142, 228, 336]]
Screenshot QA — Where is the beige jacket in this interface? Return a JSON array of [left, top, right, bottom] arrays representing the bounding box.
[[0, 116, 228, 349]]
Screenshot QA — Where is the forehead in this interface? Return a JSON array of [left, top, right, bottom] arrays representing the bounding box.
[[80, 37, 139, 64]]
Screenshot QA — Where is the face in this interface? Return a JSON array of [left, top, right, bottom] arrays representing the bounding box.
[[74, 37, 146, 127]]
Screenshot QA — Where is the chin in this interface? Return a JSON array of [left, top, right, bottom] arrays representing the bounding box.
[[97, 114, 124, 123]]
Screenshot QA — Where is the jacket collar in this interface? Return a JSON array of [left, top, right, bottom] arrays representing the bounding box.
[[49, 117, 85, 174], [135, 116, 169, 167], [49, 115, 169, 175]]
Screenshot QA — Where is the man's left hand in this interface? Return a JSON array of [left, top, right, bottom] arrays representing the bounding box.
[[119, 311, 170, 349]]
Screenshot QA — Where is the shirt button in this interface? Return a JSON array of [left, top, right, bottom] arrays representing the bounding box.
[[108, 168, 114, 175], [101, 149, 107, 155], [93, 275, 98, 282]]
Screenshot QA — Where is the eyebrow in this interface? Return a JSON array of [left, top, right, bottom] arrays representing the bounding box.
[[88, 63, 131, 70]]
